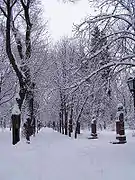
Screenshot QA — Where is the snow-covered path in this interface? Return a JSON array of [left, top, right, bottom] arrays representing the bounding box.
[[0, 128, 135, 180]]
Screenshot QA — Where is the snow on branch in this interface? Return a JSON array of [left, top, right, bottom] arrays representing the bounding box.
[[65, 59, 135, 92], [12, 103, 21, 115], [75, 81, 107, 123], [77, 13, 132, 31]]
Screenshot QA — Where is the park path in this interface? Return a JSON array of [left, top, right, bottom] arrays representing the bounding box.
[[0, 128, 135, 180]]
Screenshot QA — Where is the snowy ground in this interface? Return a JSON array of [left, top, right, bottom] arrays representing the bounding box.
[[0, 128, 135, 180]]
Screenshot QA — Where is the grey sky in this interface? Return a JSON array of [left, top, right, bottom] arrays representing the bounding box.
[[41, 0, 94, 41]]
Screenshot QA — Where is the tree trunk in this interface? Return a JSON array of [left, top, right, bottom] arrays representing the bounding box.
[[5, 1, 26, 145], [75, 125, 77, 139], [69, 119, 72, 137], [77, 121, 80, 134], [62, 115, 64, 134], [6, 0, 26, 111], [61, 108, 64, 134], [59, 112, 62, 133], [70, 107, 73, 133], [65, 111, 68, 135]]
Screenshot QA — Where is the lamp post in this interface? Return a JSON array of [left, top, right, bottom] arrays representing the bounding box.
[[127, 77, 135, 130]]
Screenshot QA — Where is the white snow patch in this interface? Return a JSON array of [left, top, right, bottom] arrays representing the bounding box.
[[117, 103, 123, 109], [15, 93, 20, 100], [12, 104, 21, 115], [0, 128, 135, 180]]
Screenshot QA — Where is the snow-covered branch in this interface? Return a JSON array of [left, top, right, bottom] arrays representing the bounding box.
[[67, 60, 135, 92]]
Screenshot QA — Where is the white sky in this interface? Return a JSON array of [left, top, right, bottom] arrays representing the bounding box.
[[41, 0, 95, 41]]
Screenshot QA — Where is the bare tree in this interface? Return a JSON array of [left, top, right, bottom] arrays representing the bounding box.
[[0, 0, 45, 144]]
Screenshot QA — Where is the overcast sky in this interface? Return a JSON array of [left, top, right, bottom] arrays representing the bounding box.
[[41, 0, 94, 41]]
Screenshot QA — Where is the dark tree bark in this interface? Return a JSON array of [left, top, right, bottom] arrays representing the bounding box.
[[60, 93, 64, 134], [5, 1, 26, 145], [70, 107, 73, 133], [65, 111, 68, 135], [20, 0, 32, 59], [5, 0, 26, 111], [77, 121, 80, 134], [61, 110, 64, 134], [0, 0, 35, 144], [75, 125, 77, 139], [68, 117, 72, 137], [59, 112, 62, 133], [20, 0, 36, 138]]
